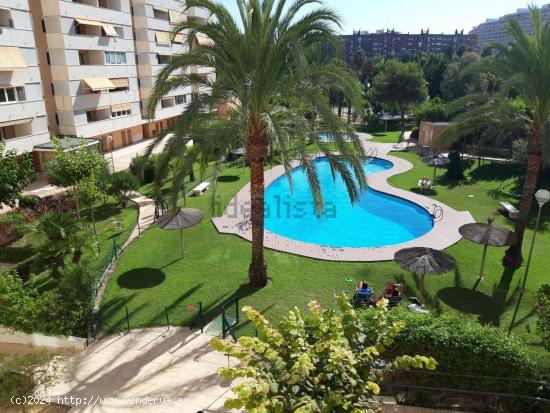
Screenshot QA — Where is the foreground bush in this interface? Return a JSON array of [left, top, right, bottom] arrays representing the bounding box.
[[212, 294, 436, 412], [536, 285, 550, 350], [359, 308, 546, 412]]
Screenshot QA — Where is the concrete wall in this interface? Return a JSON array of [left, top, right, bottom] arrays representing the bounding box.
[[0, 326, 87, 351]]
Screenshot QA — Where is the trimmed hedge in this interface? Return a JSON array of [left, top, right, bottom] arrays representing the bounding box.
[[358, 308, 547, 412]]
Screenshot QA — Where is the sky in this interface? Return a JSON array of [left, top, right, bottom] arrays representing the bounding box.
[[216, 0, 548, 34]]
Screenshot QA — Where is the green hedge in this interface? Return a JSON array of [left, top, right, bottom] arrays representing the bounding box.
[[358, 308, 548, 412]]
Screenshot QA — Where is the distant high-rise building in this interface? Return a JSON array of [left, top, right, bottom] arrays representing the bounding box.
[[340, 29, 477, 68], [470, 4, 550, 52]]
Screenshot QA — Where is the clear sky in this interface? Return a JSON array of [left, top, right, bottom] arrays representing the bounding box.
[[216, 0, 548, 34]]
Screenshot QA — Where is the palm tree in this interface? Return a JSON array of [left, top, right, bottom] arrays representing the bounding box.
[[439, 7, 550, 269], [146, 0, 366, 287], [33, 213, 89, 276]]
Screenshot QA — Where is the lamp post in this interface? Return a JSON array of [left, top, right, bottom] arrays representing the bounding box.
[[105, 135, 115, 172], [508, 189, 550, 335]]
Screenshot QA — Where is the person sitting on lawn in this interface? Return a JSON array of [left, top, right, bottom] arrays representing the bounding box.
[[421, 176, 432, 190]]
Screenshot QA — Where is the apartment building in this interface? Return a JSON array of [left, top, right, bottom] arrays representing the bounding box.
[[0, 0, 213, 173], [470, 4, 550, 52], [341, 29, 477, 68], [0, 0, 50, 160]]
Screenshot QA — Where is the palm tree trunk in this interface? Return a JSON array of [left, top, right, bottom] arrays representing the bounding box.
[[246, 132, 269, 287], [347, 100, 352, 123], [503, 131, 543, 269]]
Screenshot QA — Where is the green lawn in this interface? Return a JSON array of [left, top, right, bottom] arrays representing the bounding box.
[[368, 131, 402, 143], [100, 153, 549, 368]]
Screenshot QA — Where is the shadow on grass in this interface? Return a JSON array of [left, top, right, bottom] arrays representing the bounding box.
[[437, 287, 493, 314], [409, 187, 438, 196], [217, 175, 241, 183], [468, 162, 522, 183], [117, 268, 166, 289]]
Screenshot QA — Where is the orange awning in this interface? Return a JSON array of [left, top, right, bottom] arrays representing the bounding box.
[[83, 77, 115, 91], [111, 103, 131, 112], [169, 10, 183, 23], [155, 31, 171, 45], [0, 47, 27, 71]]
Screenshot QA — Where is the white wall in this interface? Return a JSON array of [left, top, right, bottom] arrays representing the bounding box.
[[0, 326, 87, 351]]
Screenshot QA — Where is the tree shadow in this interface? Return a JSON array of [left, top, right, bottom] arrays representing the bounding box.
[[217, 175, 240, 183], [468, 162, 522, 183], [437, 287, 493, 314], [410, 187, 438, 196], [117, 268, 166, 289]]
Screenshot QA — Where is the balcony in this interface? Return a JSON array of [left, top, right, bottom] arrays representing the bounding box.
[[3, 131, 50, 155], [67, 64, 136, 80], [67, 112, 142, 137], [73, 89, 138, 111], [59, 1, 131, 27], [187, 6, 210, 21], [62, 34, 134, 52], [0, 101, 48, 124]]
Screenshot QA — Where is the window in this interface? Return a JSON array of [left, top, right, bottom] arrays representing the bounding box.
[[157, 54, 172, 64], [46, 52, 51, 65], [41, 18, 46, 32], [175, 94, 186, 105], [51, 83, 55, 95], [0, 87, 25, 104], [104, 51, 126, 65], [111, 109, 131, 118], [0, 9, 13, 28], [55, 113, 59, 125]]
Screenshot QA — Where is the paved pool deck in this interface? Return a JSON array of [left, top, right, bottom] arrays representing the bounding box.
[[212, 133, 475, 262]]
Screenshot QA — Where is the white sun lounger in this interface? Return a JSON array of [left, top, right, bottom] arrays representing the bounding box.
[[500, 202, 519, 219], [191, 182, 210, 196]]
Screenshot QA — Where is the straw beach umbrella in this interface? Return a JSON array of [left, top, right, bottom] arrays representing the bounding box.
[[394, 247, 456, 303], [459, 218, 517, 289], [426, 156, 449, 180], [157, 208, 204, 259]]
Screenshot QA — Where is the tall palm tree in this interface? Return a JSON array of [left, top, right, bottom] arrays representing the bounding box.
[[146, 0, 366, 287], [439, 7, 550, 269]]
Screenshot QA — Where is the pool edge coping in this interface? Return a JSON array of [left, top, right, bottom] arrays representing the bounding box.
[[211, 135, 475, 262]]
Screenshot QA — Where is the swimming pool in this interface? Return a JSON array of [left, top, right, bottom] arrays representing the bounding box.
[[264, 157, 433, 248]]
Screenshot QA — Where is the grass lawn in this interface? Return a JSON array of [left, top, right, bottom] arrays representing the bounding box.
[[368, 131, 402, 143], [100, 153, 550, 368]]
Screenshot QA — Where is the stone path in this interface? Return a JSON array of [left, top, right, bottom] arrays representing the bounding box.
[[212, 133, 475, 261], [37, 328, 238, 413]]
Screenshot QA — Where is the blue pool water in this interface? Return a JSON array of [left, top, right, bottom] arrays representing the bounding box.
[[264, 157, 433, 247]]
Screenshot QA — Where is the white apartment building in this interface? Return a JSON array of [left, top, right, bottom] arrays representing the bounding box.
[[0, 0, 50, 159], [1, 0, 214, 172], [32, 0, 143, 157], [470, 4, 550, 52], [131, 0, 192, 138]]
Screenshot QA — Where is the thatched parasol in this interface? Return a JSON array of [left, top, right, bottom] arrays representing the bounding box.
[[157, 208, 204, 258], [459, 218, 517, 289], [426, 156, 450, 179], [394, 247, 456, 303]]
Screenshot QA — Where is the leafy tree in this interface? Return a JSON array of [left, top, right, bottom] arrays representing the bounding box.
[[445, 151, 464, 180], [371, 60, 428, 124], [0, 271, 41, 333], [74, 175, 106, 245], [419, 53, 449, 98], [0, 144, 35, 209], [46, 137, 108, 217], [212, 294, 436, 412], [440, 52, 500, 101], [536, 285, 550, 350], [109, 171, 139, 207], [412, 97, 448, 125], [438, 7, 550, 268], [32, 212, 90, 275], [146, 0, 365, 287]]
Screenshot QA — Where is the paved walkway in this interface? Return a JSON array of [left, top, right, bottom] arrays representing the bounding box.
[[93, 191, 155, 310], [212, 133, 475, 261], [37, 328, 238, 413]]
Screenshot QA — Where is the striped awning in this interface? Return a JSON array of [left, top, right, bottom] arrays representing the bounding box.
[[110, 78, 129, 88], [111, 103, 131, 112], [0, 118, 31, 128], [102, 24, 118, 37], [0, 47, 27, 71], [155, 31, 171, 45], [195, 34, 213, 46], [83, 77, 115, 91], [169, 10, 183, 23]]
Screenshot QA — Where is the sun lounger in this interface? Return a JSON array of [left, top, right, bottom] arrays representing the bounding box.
[[191, 182, 210, 196], [499, 202, 519, 219]]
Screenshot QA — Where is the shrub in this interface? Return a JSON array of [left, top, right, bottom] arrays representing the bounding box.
[[17, 195, 40, 210], [359, 309, 545, 412], [412, 97, 448, 125], [109, 171, 139, 207], [445, 150, 464, 180], [212, 295, 436, 412], [536, 285, 550, 350], [129, 154, 157, 184]]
